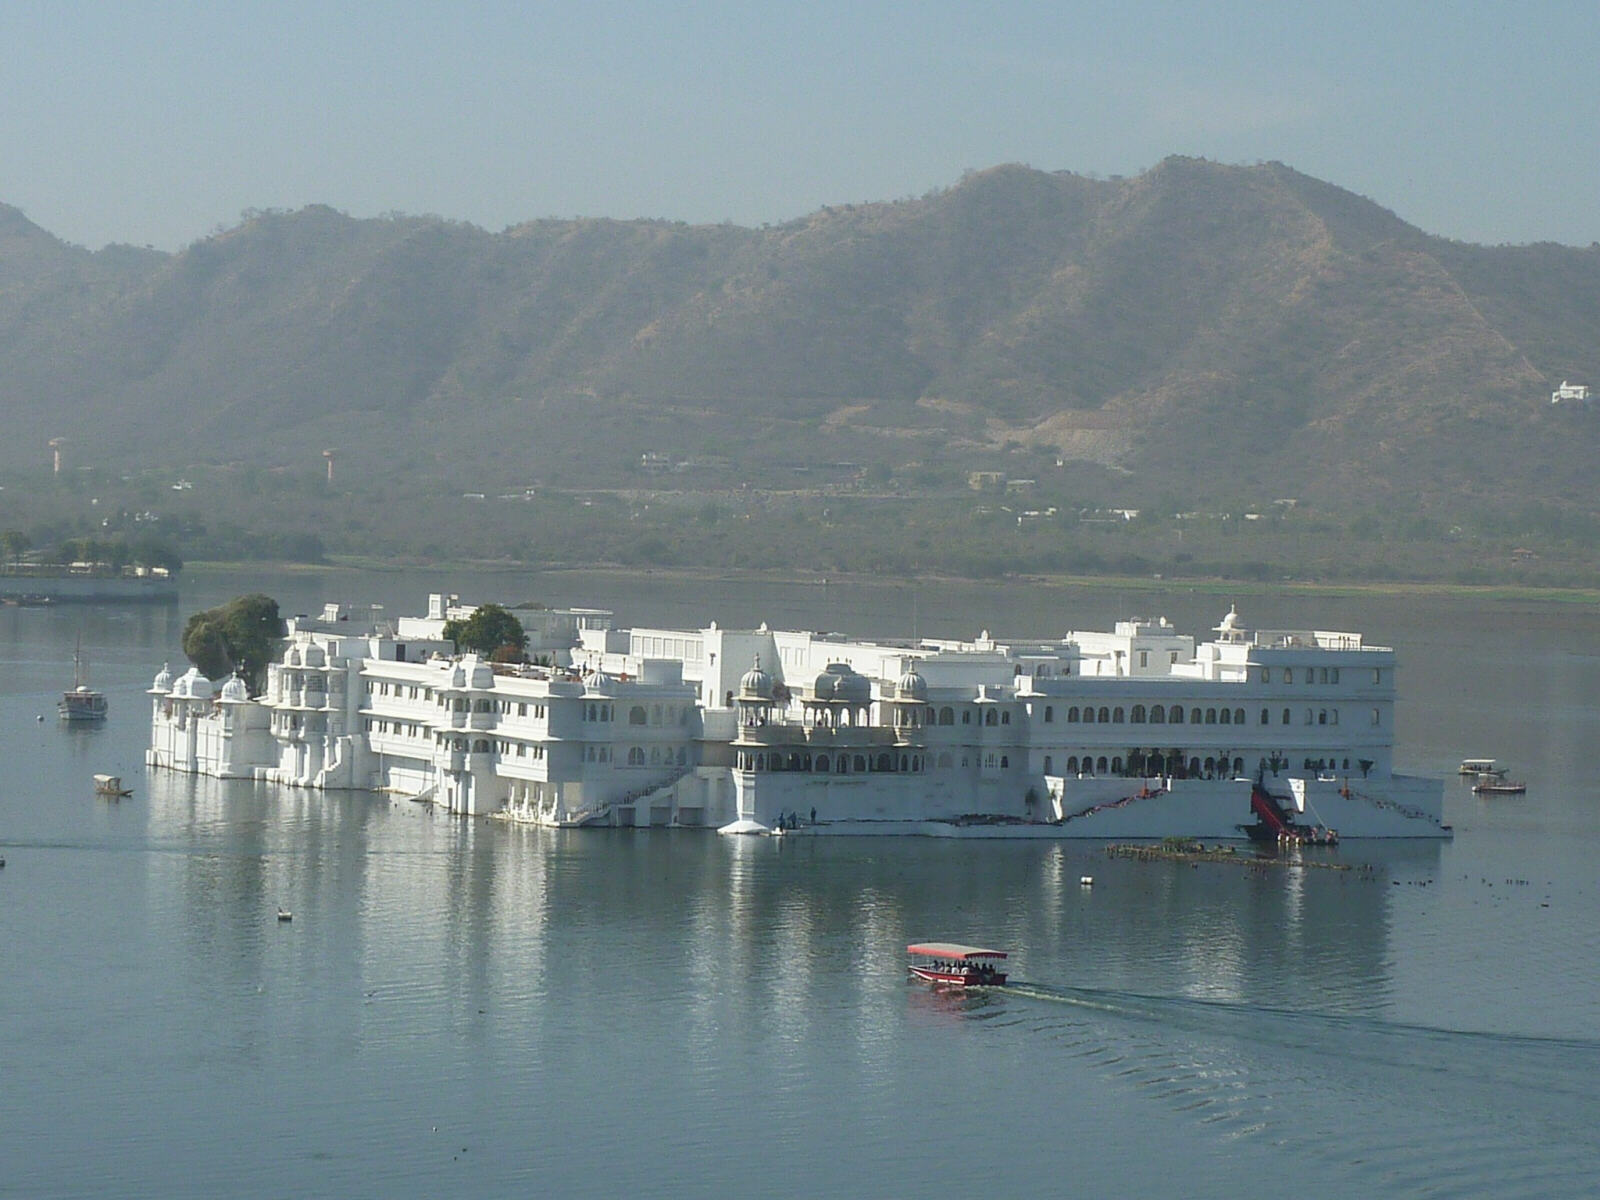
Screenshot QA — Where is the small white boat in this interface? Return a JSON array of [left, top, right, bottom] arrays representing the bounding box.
[[277, 907, 293, 922], [93, 774, 131, 797]]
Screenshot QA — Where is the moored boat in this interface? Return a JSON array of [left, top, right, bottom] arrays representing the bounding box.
[[1473, 777, 1527, 795], [907, 942, 1008, 987], [59, 639, 107, 722]]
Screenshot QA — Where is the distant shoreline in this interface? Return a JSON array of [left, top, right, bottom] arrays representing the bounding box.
[[181, 558, 1600, 607]]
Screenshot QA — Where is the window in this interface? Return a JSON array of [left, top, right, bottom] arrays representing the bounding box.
[[1131, 705, 1146, 723], [1235, 709, 1245, 725], [1151, 706, 1165, 724], [1112, 707, 1124, 723], [1331, 668, 1340, 684], [1283, 708, 1291, 725], [1190, 708, 1202, 725], [1083, 707, 1095, 724], [1044, 755, 1053, 773], [1098, 707, 1110, 723], [1045, 705, 1054, 723], [1170, 705, 1184, 724], [1068, 706, 1080, 722], [1284, 669, 1294, 684], [629, 706, 647, 725], [984, 710, 997, 727], [1260, 668, 1270, 683], [1320, 668, 1329, 684], [962, 711, 971, 725], [1371, 707, 1381, 726], [1318, 709, 1327, 725], [1138, 650, 1149, 668], [1001, 711, 1011, 725]]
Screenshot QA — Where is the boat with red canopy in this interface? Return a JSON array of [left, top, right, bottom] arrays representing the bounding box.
[[907, 942, 1008, 987]]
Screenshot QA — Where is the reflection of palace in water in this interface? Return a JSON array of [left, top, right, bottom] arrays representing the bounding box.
[[146, 593, 1447, 839]]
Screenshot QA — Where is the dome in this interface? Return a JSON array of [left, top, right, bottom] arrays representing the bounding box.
[[151, 663, 174, 692], [284, 645, 302, 667], [219, 673, 249, 702], [172, 668, 214, 700], [897, 666, 928, 701], [450, 664, 467, 688], [739, 654, 773, 700], [586, 670, 614, 692], [818, 662, 870, 705], [302, 644, 326, 667]]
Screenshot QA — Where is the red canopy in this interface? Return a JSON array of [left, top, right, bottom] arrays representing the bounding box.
[[907, 942, 1007, 960]]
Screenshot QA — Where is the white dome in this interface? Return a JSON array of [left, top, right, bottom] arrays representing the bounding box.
[[285, 645, 302, 667], [151, 663, 174, 692], [897, 666, 928, 701], [172, 668, 214, 700], [739, 655, 773, 700], [302, 644, 326, 667], [220, 673, 249, 702]]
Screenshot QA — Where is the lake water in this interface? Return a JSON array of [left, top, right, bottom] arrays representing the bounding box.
[[3, 569, 1599, 1198]]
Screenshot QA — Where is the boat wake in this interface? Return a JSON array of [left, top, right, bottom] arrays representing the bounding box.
[[989, 981, 1600, 1196]]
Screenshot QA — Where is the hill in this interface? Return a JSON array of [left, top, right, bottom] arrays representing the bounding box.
[[1, 159, 1599, 581]]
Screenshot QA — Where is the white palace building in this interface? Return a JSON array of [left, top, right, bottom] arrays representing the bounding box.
[[146, 593, 1449, 839]]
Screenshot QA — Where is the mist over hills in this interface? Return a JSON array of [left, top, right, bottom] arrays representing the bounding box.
[[3, 157, 1598, 523]]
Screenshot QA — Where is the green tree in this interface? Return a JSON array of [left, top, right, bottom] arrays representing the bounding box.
[[182, 593, 285, 691], [0, 530, 30, 566], [442, 603, 527, 658]]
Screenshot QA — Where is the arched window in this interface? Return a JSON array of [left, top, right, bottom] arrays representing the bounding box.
[[1044, 755, 1054, 774], [984, 710, 997, 726], [1189, 757, 1201, 776], [1096, 756, 1108, 774], [1110, 756, 1122, 773], [1260, 708, 1270, 725], [1098, 707, 1110, 723], [854, 755, 867, 772], [1112, 707, 1124, 724], [628, 747, 645, 765], [1131, 704, 1146, 723], [1066, 756, 1078, 774], [1219, 708, 1231, 725], [816, 754, 830, 773], [1284, 669, 1294, 683], [629, 706, 647, 725], [1191, 708, 1203, 725], [1068, 706, 1080, 722], [1235, 708, 1245, 725], [1001, 711, 1011, 725], [1233, 757, 1244, 775], [1283, 708, 1292, 725], [940, 707, 954, 725], [1151, 705, 1165, 724], [1045, 705, 1054, 723]]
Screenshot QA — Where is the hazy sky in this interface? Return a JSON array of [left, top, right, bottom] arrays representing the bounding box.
[[4, 1, 1597, 251]]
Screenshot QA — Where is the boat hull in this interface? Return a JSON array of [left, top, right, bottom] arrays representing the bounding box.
[[908, 966, 1007, 987]]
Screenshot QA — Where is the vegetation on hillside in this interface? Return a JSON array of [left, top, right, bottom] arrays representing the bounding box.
[[1, 159, 1598, 587]]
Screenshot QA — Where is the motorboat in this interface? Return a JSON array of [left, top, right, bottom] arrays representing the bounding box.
[[1473, 777, 1527, 795], [907, 942, 1008, 987], [59, 639, 107, 722]]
